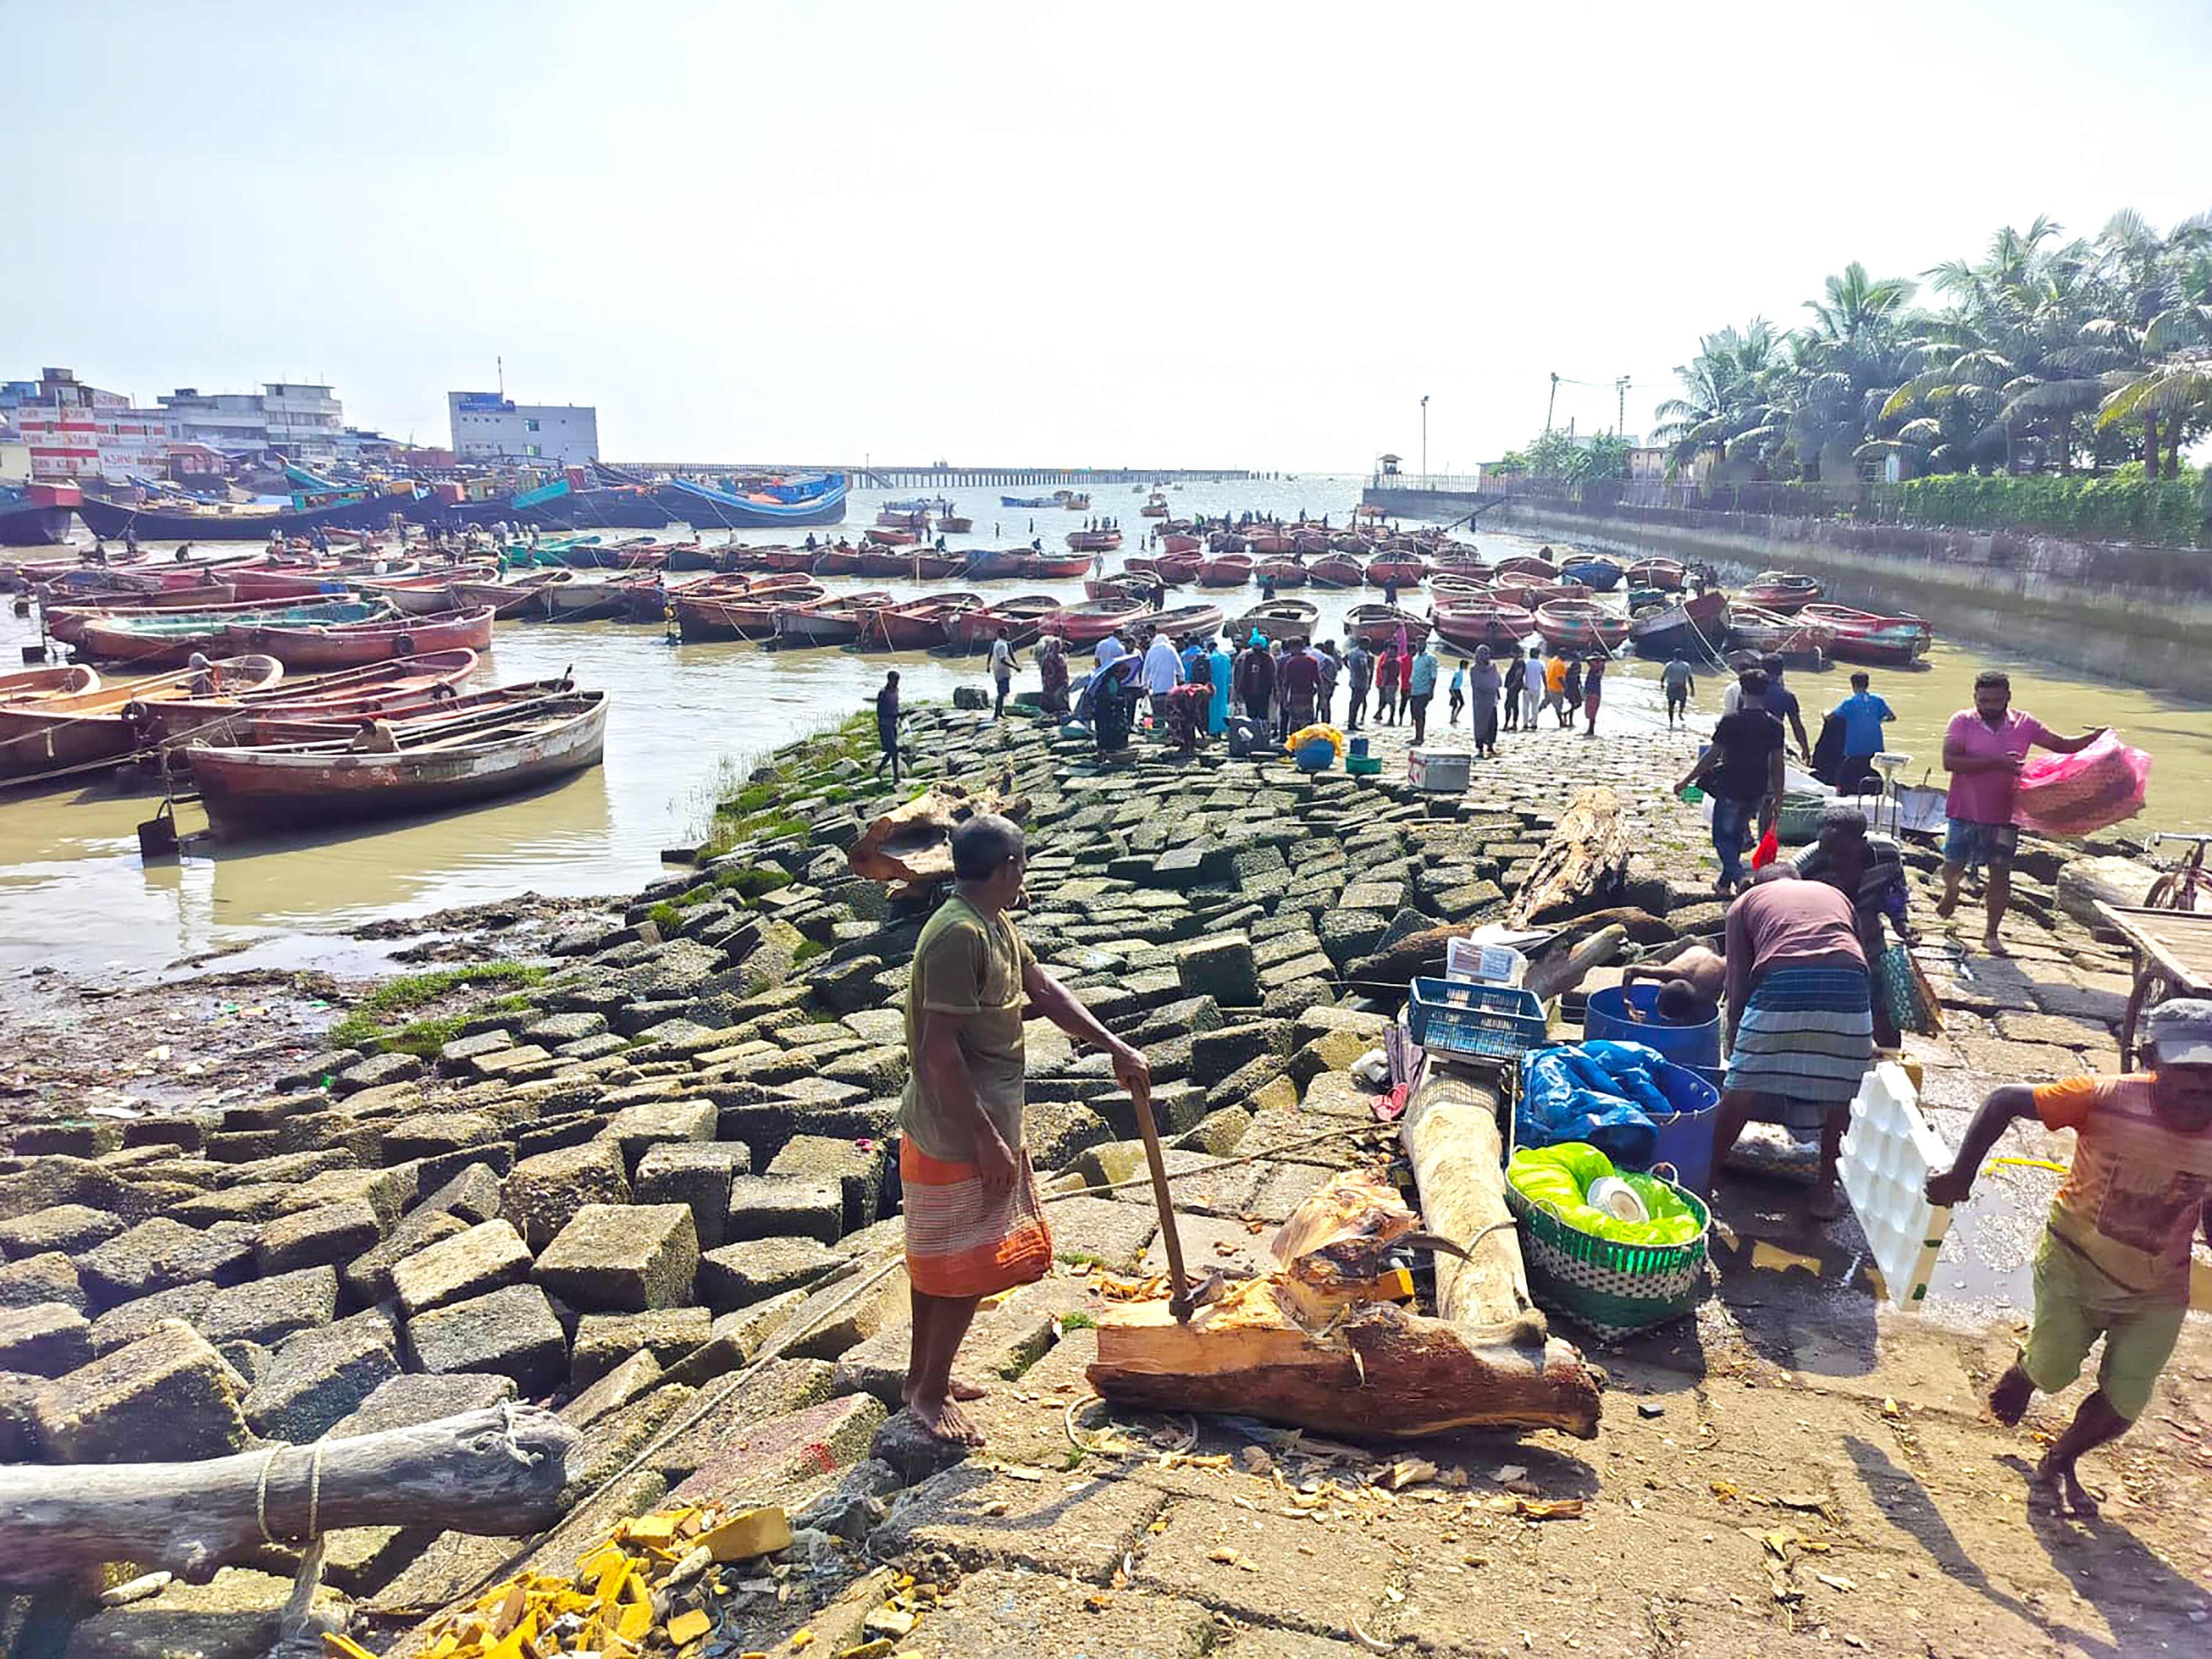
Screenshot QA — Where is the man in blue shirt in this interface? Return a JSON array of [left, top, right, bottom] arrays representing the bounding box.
[[1830, 671, 1894, 793], [1406, 640, 1441, 744]]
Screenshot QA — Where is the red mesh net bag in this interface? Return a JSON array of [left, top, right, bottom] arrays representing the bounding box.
[[2012, 733, 2152, 836]]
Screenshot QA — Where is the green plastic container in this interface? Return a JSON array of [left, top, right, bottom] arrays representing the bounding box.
[[1505, 1155, 1711, 1343]]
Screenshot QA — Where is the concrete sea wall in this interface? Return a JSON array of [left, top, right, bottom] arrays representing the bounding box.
[[1484, 496, 2212, 698]]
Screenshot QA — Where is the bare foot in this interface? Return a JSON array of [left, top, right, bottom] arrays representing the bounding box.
[[1808, 1183, 1843, 1222], [908, 1395, 985, 1446], [947, 1378, 989, 1402], [1983, 932, 2007, 955], [1933, 893, 1957, 920], [1990, 1367, 2033, 1428], [2051, 1464, 2101, 1518]]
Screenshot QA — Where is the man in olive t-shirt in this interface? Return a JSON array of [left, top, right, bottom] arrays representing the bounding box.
[[899, 814, 1151, 1445]]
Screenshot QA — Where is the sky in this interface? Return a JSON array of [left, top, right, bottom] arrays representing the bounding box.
[[11, 0, 2212, 474]]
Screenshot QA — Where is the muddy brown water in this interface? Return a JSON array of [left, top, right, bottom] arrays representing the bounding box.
[[3, 478, 2207, 982]]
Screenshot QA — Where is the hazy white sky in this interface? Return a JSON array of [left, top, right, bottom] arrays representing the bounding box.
[[12, 1, 2210, 472]]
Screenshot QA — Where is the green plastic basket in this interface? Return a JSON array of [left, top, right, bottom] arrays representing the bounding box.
[[1505, 1174, 1711, 1343], [1778, 791, 1830, 845]]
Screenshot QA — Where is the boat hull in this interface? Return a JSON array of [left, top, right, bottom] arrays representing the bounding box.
[[0, 499, 73, 547], [226, 607, 495, 670], [77, 492, 398, 542], [1629, 592, 1732, 658], [661, 476, 848, 529], [190, 696, 608, 837]]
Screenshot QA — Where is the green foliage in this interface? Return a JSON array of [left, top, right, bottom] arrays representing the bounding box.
[[1895, 473, 2210, 543], [1505, 429, 1631, 482], [646, 901, 683, 934], [790, 939, 827, 965], [331, 975, 542, 1055]]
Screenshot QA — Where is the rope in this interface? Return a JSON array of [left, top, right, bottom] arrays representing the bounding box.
[[252, 1441, 331, 1544]]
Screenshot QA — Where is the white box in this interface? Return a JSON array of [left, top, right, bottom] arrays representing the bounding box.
[[1446, 937, 1528, 987], [1407, 747, 1470, 793], [1839, 1061, 1955, 1311]]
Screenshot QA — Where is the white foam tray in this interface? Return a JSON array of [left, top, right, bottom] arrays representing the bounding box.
[[1839, 1061, 1955, 1311]]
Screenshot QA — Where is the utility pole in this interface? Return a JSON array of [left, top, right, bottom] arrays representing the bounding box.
[[1615, 375, 1630, 437], [1420, 394, 1429, 482], [1545, 373, 1559, 435]]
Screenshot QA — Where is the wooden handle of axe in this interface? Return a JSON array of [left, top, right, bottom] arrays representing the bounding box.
[[1129, 1079, 1193, 1320]]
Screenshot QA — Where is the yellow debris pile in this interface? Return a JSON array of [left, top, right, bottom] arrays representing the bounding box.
[[371, 1503, 793, 1659]]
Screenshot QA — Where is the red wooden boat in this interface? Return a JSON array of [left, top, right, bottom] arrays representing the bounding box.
[[354, 563, 500, 616], [756, 545, 823, 573], [1343, 605, 1431, 649], [1627, 589, 1732, 659], [1799, 603, 1932, 665], [42, 584, 240, 644], [948, 594, 1061, 652], [1126, 552, 1200, 584], [1247, 528, 1293, 555], [1365, 557, 1427, 587], [0, 655, 283, 780], [1492, 554, 1560, 581], [1626, 557, 1685, 592], [1327, 533, 1374, 555], [1196, 553, 1253, 587], [1432, 600, 1534, 653], [1307, 554, 1364, 589], [1727, 605, 1834, 668], [1236, 599, 1319, 643], [1067, 530, 1123, 553], [226, 605, 495, 670], [1160, 531, 1202, 555], [875, 507, 930, 532], [223, 675, 568, 746], [1019, 551, 1094, 579], [852, 531, 911, 554], [1290, 528, 1328, 556], [774, 591, 893, 648], [1738, 571, 1822, 613], [868, 593, 985, 652], [1253, 557, 1308, 589], [1145, 602, 1226, 641], [1207, 531, 1246, 554], [0, 664, 100, 702], [136, 649, 482, 743], [675, 581, 825, 642], [1050, 595, 1150, 644], [1532, 600, 1632, 653], [448, 570, 576, 618], [1494, 573, 1593, 608], [227, 560, 420, 602], [1085, 575, 1153, 601], [857, 547, 966, 579]]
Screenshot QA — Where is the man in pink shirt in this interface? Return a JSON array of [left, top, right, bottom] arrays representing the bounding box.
[[1937, 670, 2103, 951]]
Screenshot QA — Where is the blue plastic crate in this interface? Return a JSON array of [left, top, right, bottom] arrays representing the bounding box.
[[1408, 978, 1548, 1062]]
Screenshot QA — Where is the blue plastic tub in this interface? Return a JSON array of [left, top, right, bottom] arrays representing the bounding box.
[[1644, 1067, 1720, 1200], [1293, 737, 1336, 772], [1583, 984, 1722, 1070]]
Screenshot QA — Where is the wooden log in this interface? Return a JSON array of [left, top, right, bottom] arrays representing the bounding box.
[[1088, 1280, 1600, 1440], [1521, 924, 1627, 1004], [845, 777, 1029, 891], [0, 1406, 579, 1589], [1509, 786, 1630, 925], [1399, 1067, 1542, 1340]]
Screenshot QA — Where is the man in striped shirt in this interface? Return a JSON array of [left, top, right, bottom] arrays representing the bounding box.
[[1926, 1000, 2212, 1516]]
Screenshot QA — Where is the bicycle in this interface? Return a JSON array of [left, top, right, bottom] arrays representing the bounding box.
[[2119, 832, 2212, 1070]]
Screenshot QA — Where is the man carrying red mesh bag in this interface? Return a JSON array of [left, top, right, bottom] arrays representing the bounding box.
[[2012, 731, 2153, 839]]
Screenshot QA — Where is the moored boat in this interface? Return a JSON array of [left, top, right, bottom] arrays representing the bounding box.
[[1067, 530, 1122, 554], [1431, 599, 1534, 653], [135, 650, 482, 743], [661, 473, 847, 529], [0, 664, 100, 702], [859, 527, 918, 550], [1196, 553, 1252, 587], [1247, 528, 1293, 555], [1493, 573, 1594, 608], [221, 675, 566, 746], [1253, 556, 1308, 589], [1559, 554, 1625, 592], [1365, 556, 1427, 587], [1343, 605, 1432, 649], [675, 581, 825, 642], [41, 584, 241, 644], [352, 563, 500, 616], [1085, 575, 1153, 602], [1738, 571, 1822, 613], [0, 654, 283, 780], [1307, 554, 1364, 589], [1015, 551, 1092, 579], [75, 598, 396, 669], [1726, 604, 1835, 667], [1159, 531, 1202, 556], [538, 573, 661, 622], [1235, 599, 1320, 643], [225, 606, 496, 669], [188, 689, 608, 837], [875, 506, 930, 533], [1145, 602, 1225, 640], [947, 595, 1061, 652], [1492, 554, 1560, 581], [774, 591, 894, 648], [1628, 590, 1732, 659], [868, 594, 986, 652], [0, 481, 79, 547], [1533, 600, 1632, 654], [1626, 557, 1685, 592], [1050, 595, 1149, 645], [1800, 603, 1932, 665], [857, 547, 967, 579], [960, 547, 1030, 581], [1126, 552, 1200, 584]]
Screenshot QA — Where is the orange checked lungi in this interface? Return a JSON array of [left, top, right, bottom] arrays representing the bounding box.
[[900, 1139, 1053, 1300]]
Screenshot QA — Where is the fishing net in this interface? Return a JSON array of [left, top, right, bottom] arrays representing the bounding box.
[[2011, 732, 2152, 837]]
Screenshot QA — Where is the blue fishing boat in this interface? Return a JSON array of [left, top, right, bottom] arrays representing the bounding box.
[[1559, 553, 1624, 592], [659, 473, 847, 529], [77, 482, 401, 542], [0, 482, 77, 547], [1000, 493, 1061, 508], [960, 547, 1029, 579]]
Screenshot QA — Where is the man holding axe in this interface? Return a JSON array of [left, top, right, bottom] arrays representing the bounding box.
[[900, 814, 1153, 1445]]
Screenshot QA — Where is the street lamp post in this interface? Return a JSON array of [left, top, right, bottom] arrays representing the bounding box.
[[1420, 395, 1429, 485]]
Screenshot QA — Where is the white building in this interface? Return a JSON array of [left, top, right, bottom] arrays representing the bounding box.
[[11, 369, 168, 482], [159, 382, 343, 462], [448, 392, 598, 465]]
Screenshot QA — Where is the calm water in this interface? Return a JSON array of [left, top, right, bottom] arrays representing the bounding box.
[[2, 476, 2206, 979]]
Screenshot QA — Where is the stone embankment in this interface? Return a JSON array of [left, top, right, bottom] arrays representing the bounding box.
[[2, 704, 2206, 1657]]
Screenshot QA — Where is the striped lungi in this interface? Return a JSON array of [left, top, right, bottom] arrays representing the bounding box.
[[900, 1139, 1053, 1300], [1725, 964, 1875, 1129]]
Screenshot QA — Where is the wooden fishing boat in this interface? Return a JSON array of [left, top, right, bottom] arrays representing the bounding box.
[[449, 570, 575, 618], [1307, 554, 1364, 589], [219, 677, 568, 747], [1431, 600, 1534, 653], [1365, 557, 1427, 587], [1061, 493, 1091, 512], [1726, 604, 1835, 667], [1532, 600, 1632, 653], [1247, 529, 1293, 555], [1253, 557, 1308, 589], [1492, 554, 1560, 581], [76, 599, 396, 669], [1085, 575, 1153, 602], [756, 545, 823, 573], [1018, 551, 1094, 579], [1427, 572, 1492, 600], [226, 606, 496, 670], [1196, 553, 1253, 587], [1493, 573, 1593, 608], [550, 538, 668, 571], [675, 581, 826, 642], [0, 655, 283, 780], [876, 506, 931, 532], [1146, 602, 1225, 640], [189, 689, 608, 837], [1049, 595, 1150, 645], [857, 547, 966, 579], [1738, 571, 1822, 613], [773, 590, 893, 648], [351, 562, 499, 614], [1159, 531, 1202, 555], [228, 560, 420, 602], [1559, 554, 1624, 593], [1328, 533, 1374, 555], [136, 650, 482, 743], [1800, 603, 1932, 665], [855, 528, 916, 551], [1207, 531, 1247, 554], [0, 664, 99, 702], [868, 594, 986, 652], [947, 595, 1061, 652], [1626, 557, 1685, 592], [1126, 552, 1200, 584], [1290, 529, 1329, 556], [1067, 530, 1123, 554], [1139, 496, 1168, 519], [1236, 599, 1320, 642], [960, 547, 1029, 581], [1627, 590, 1732, 659], [1343, 605, 1432, 649], [539, 572, 660, 622], [41, 585, 241, 645], [938, 514, 973, 535]]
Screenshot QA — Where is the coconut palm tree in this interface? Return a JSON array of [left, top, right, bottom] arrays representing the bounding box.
[[1650, 320, 1786, 479]]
